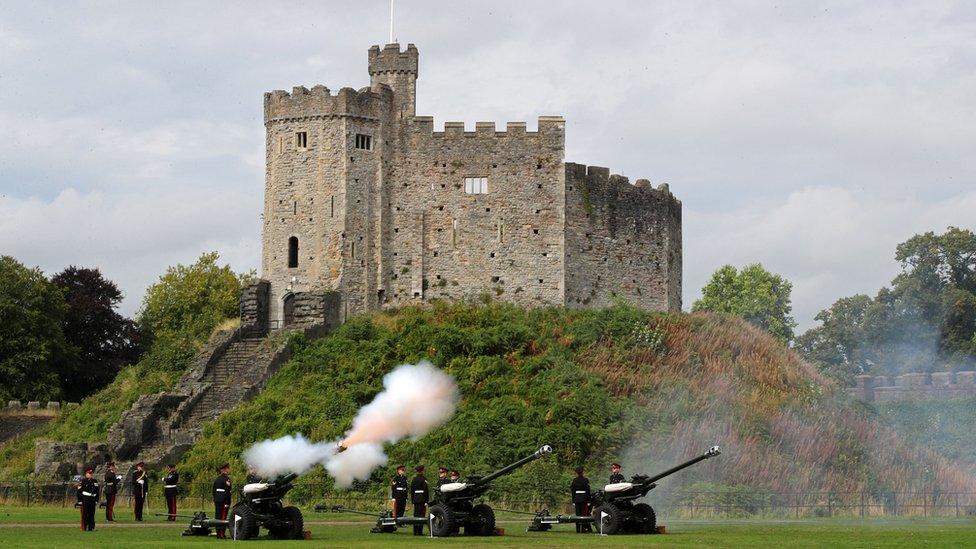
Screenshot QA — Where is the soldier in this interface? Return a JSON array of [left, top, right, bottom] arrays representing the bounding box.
[[390, 465, 408, 518], [449, 470, 460, 483], [103, 462, 119, 522], [246, 466, 262, 485], [570, 466, 593, 533], [131, 461, 148, 521], [163, 463, 179, 521], [410, 465, 429, 536], [76, 466, 99, 531], [436, 466, 449, 489], [609, 463, 624, 484], [213, 463, 232, 539]]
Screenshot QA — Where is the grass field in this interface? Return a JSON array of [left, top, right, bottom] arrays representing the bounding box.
[[0, 507, 973, 548]]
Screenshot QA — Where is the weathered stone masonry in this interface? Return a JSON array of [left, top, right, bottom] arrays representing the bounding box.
[[262, 42, 682, 328]]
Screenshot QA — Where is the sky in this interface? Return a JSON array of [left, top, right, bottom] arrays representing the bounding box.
[[1, 1, 974, 330]]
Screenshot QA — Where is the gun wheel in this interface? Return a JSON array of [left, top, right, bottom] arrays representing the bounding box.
[[465, 503, 496, 536], [631, 503, 657, 534], [428, 503, 456, 537], [592, 504, 622, 535], [268, 506, 304, 539], [229, 503, 258, 540]]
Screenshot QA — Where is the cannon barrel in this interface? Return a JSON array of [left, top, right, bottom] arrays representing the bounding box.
[[644, 445, 721, 484], [474, 445, 553, 486], [273, 472, 300, 486]]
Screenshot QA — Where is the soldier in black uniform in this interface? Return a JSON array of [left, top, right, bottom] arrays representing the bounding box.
[[410, 465, 429, 536], [449, 470, 460, 483], [570, 466, 593, 533], [103, 462, 119, 522], [436, 467, 449, 489], [163, 463, 179, 521], [246, 466, 262, 485], [76, 466, 99, 531], [213, 463, 232, 539], [131, 461, 148, 521], [609, 463, 624, 484], [390, 465, 408, 518]]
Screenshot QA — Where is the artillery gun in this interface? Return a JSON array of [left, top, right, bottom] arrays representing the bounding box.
[[227, 472, 305, 540], [327, 504, 430, 533], [527, 446, 721, 535], [428, 444, 553, 537], [155, 512, 229, 537]]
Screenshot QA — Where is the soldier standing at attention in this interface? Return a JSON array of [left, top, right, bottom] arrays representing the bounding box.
[[77, 466, 99, 531], [391, 465, 408, 518], [163, 464, 179, 521], [609, 463, 624, 484], [131, 461, 148, 521], [103, 462, 118, 522], [213, 463, 232, 539], [570, 466, 593, 533], [410, 465, 429, 536]]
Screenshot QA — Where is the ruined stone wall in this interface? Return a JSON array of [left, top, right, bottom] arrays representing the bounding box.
[[849, 371, 976, 402], [382, 116, 566, 307], [564, 163, 682, 311]]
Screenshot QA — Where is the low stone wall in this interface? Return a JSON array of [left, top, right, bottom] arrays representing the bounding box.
[[0, 401, 78, 445], [848, 371, 976, 402]]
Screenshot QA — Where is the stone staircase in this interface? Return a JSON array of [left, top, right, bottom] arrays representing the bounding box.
[[100, 326, 324, 477]]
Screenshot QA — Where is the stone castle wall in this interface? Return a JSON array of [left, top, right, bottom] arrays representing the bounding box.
[[261, 43, 682, 326], [848, 371, 976, 402], [564, 163, 681, 311]]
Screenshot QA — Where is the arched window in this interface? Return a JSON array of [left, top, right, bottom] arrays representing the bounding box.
[[288, 237, 298, 268]]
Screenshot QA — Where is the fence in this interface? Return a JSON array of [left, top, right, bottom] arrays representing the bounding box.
[[1, 481, 974, 519]]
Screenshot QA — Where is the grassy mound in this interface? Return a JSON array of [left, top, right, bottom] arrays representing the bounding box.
[[876, 398, 976, 473], [177, 303, 976, 502]]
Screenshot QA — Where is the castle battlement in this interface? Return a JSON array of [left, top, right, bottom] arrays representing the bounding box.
[[565, 162, 678, 203], [368, 43, 419, 75], [849, 371, 976, 402], [410, 116, 565, 139], [263, 84, 393, 123]]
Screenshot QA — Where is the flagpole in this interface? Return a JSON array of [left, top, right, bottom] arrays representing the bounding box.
[[389, 0, 395, 44]]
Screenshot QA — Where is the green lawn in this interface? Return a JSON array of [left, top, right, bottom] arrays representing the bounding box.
[[0, 507, 974, 547]]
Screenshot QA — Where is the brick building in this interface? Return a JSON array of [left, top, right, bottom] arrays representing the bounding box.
[[261, 43, 681, 327]]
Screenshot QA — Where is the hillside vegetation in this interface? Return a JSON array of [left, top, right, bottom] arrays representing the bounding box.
[[176, 303, 976, 502]]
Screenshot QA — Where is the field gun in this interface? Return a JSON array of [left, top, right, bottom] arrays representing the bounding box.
[[527, 446, 721, 535], [154, 512, 228, 536], [227, 472, 305, 540], [429, 444, 553, 537]]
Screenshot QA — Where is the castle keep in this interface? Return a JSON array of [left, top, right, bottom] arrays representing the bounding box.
[[262, 43, 681, 327]]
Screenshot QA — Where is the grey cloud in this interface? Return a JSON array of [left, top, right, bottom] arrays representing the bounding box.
[[1, 1, 974, 327]]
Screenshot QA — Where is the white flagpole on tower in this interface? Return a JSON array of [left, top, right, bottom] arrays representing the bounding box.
[[389, 0, 395, 44]]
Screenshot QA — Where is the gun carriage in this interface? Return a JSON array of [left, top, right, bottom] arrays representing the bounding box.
[[527, 446, 721, 535]]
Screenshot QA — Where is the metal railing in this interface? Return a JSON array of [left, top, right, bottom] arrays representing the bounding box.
[[1, 481, 974, 519]]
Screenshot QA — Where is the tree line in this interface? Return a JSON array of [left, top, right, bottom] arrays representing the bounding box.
[[693, 227, 976, 384], [0, 252, 247, 403]]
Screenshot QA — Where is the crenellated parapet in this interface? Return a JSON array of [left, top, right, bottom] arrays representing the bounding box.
[[409, 116, 565, 139], [263, 84, 394, 124], [849, 371, 976, 402], [565, 162, 679, 206], [368, 43, 419, 75]]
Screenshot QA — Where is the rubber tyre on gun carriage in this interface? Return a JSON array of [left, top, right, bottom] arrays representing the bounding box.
[[268, 506, 304, 539], [229, 503, 258, 540], [464, 503, 496, 536]]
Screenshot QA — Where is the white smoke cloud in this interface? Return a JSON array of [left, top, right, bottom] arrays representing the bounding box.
[[242, 361, 459, 488]]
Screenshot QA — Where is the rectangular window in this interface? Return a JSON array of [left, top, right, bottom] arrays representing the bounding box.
[[463, 176, 488, 194], [355, 134, 372, 150], [296, 132, 308, 149]]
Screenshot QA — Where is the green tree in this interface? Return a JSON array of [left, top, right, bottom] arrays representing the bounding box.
[[692, 264, 797, 344], [138, 252, 249, 343], [0, 256, 68, 402], [51, 266, 147, 401], [798, 227, 976, 382]]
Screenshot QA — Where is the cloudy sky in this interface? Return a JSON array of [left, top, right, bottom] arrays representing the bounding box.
[[1, 1, 974, 330]]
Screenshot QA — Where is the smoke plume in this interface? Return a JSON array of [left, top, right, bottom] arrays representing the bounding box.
[[242, 361, 458, 488]]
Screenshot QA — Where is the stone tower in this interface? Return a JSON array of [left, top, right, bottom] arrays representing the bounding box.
[[260, 44, 682, 329]]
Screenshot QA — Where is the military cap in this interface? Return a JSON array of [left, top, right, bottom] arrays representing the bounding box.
[[415, 465, 425, 473], [136, 461, 145, 467], [84, 466, 95, 473], [575, 466, 584, 474], [611, 463, 621, 469], [438, 466, 448, 473], [219, 462, 230, 471]]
